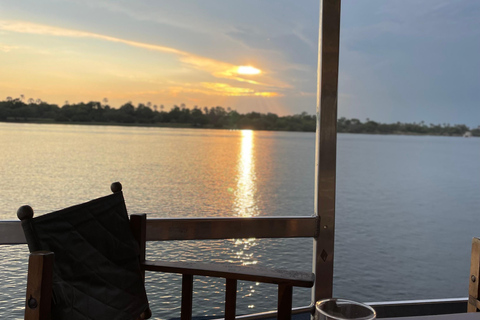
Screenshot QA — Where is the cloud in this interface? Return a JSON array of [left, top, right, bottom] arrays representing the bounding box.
[[0, 20, 287, 91], [0, 20, 183, 54], [63, 0, 224, 35], [0, 44, 19, 52], [165, 82, 281, 98], [105, 81, 281, 99], [200, 83, 281, 97]]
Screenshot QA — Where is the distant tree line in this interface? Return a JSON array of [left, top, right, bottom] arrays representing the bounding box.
[[0, 96, 479, 136], [0, 97, 316, 131], [338, 117, 480, 136]]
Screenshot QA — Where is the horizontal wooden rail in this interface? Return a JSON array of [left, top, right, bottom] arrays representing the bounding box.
[[143, 260, 315, 287], [0, 220, 25, 244], [145, 216, 318, 241], [0, 216, 318, 245]]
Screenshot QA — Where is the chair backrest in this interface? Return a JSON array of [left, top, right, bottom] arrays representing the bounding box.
[[18, 183, 150, 320]]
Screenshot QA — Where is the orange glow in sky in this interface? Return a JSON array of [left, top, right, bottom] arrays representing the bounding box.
[[0, 18, 292, 115]]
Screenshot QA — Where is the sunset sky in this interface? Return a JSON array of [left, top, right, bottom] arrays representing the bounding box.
[[0, 0, 479, 126]]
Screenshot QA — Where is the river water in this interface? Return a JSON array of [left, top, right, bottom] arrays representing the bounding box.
[[1, 123, 479, 319]]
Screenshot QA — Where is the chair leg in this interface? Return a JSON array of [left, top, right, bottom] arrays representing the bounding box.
[[24, 251, 54, 320]]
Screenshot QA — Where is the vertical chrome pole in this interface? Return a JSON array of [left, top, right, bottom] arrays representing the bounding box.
[[312, 0, 341, 306]]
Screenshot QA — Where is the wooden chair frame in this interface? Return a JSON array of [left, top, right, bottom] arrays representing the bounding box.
[[21, 184, 314, 320], [24, 252, 54, 320]]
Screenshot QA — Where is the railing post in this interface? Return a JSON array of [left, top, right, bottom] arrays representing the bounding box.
[[278, 284, 293, 320], [181, 274, 194, 320], [312, 0, 341, 308], [225, 278, 237, 320]]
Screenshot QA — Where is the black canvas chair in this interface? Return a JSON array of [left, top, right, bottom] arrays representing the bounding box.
[[18, 182, 314, 320], [18, 182, 151, 320]]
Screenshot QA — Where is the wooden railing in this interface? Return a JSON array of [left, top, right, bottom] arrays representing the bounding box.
[[2, 216, 474, 320], [0, 215, 320, 320], [0, 216, 318, 244]]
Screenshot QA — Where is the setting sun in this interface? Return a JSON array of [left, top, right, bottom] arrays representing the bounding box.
[[237, 66, 261, 75]]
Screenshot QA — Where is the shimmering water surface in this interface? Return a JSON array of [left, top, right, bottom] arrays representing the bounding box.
[[1, 123, 479, 319]]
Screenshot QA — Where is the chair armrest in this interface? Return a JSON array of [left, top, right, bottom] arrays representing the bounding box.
[[142, 260, 314, 288]]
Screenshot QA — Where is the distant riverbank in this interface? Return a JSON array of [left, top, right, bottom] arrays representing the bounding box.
[[1, 98, 479, 136], [0, 118, 196, 129], [1, 118, 478, 138]]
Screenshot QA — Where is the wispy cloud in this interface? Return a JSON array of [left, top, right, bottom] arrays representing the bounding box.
[[0, 20, 182, 54], [0, 20, 288, 92], [200, 83, 281, 97], [163, 82, 282, 98], [95, 81, 282, 100], [0, 44, 19, 52]]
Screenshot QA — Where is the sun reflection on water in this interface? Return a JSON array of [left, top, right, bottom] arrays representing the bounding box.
[[232, 130, 258, 265], [231, 130, 261, 309], [234, 130, 257, 217]]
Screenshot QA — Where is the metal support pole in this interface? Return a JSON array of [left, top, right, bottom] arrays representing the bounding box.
[[312, 0, 341, 307]]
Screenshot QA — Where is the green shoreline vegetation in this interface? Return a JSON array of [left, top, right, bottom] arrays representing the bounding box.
[[1, 97, 479, 136]]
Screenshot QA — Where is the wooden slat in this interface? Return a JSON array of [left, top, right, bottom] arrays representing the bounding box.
[[0, 217, 318, 245], [24, 251, 54, 320], [143, 260, 314, 288], [130, 214, 147, 281], [130, 214, 147, 260], [145, 217, 317, 241], [225, 278, 237, 320], [0, 220, 26, 244], [181, 274, 193, 320], [277, 284, 293, 320], [469, 238, 480, 312]]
